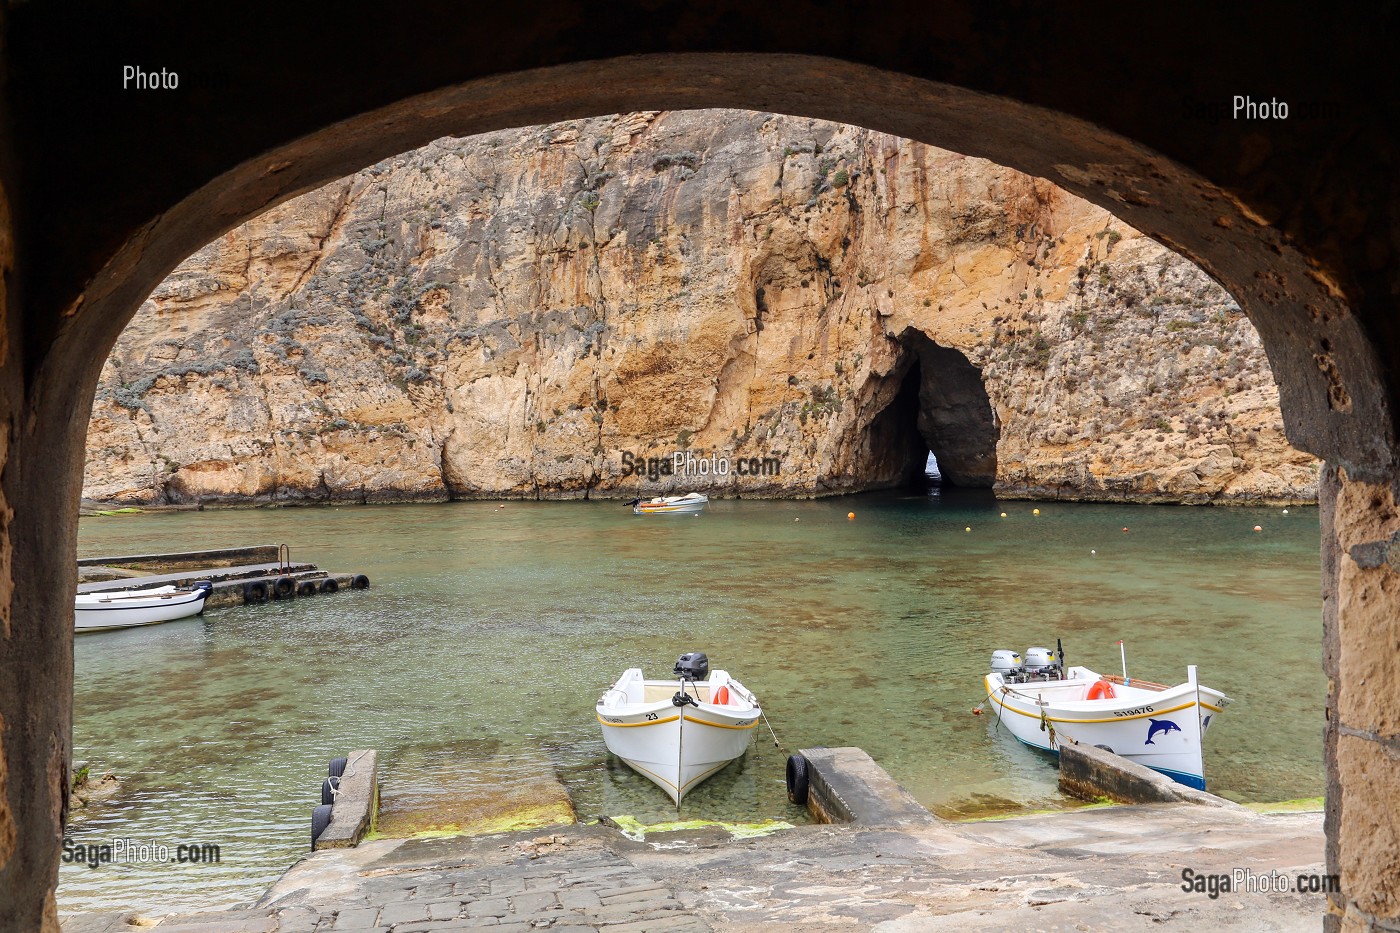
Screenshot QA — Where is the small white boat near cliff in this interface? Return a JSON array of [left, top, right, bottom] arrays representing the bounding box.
[[75, 582, 214, 633], [631, 493, 708, 515], [597, 652, 761, 804], [983, 645, 1232, 790]]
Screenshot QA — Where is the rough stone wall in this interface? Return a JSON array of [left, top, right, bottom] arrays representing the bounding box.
[[1323, 467, 1400, 923], [83, 111, 1317, 505], [1, 143, 67, 933]]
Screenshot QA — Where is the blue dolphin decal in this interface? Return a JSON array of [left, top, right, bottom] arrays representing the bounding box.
[[1145, 718, 1182, 745]]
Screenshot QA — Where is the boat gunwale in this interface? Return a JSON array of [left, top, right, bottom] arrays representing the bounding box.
[[75, 591, 208, 610], [595, 712, 681, 728], [985, 672, 1231, 723], [598, 675, 760, 716], [596, 698, 761, 724]]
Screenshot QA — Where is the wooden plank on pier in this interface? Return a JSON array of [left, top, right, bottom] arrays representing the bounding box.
[[77, 544, 281, 569], [76, 561, 318, 593]]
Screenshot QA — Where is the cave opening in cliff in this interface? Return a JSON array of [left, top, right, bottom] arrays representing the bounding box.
[[878, 330, 998, 491], [860, 356, 930, 490]]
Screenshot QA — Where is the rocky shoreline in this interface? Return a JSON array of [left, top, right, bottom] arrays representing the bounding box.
[[994, 483, 1317, 508], [80, 485, 1318, 512]]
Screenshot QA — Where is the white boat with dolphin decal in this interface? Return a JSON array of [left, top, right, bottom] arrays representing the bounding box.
[[982, 643, 1232, 790], [596, 652, 760, 805]]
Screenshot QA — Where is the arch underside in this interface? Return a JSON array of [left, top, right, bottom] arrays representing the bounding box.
[[34, 52, 1388, 476]]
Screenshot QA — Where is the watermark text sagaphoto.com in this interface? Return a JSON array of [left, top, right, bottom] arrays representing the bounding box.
[[618, 450, 782, 481], [63, 837, 221, 869], [1181, 867, 1339, 899]]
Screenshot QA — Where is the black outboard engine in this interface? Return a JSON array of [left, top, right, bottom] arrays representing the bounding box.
[[674, 652, 710, 682]]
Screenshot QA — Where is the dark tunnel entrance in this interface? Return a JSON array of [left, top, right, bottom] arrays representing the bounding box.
[[865, 330, 999, 492]]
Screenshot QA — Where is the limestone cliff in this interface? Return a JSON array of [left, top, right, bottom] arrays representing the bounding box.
[[83, 111, 1318, 506]]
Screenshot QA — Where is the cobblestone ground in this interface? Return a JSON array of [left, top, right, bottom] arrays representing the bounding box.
[[62, 805, 1325, 932]]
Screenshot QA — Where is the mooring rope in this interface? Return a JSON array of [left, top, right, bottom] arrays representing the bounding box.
[[1039, 705, 1058, 749], [759, 708, 788, 756], [327, 749, 374, 801], [730, 683, 789, 756], [973, 687, 1008, 734]]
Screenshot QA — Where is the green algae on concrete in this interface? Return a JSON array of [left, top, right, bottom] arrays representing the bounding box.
[[375, 789, 575, 839], [936, 790, 1116, 822], [1245, 796, 1325, 813], [374, 744, 576, 840], [600, 814, 794, 842], [953, 798, 1118, 822]]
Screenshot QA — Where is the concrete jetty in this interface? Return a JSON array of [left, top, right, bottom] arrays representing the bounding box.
[[316, 751, 380, 851], [77, 545, 370, 609], [78, 545, 285, 572], [1058, 738, 1252, 809], [797, 746, 938, 828]]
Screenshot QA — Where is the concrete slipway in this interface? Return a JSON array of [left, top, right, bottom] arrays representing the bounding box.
[[62, 747, 1325, 932]]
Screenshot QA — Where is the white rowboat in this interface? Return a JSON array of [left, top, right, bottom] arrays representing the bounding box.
[[985, 656, 1231, 791], [75, 582, 214, 633], [597, 653, 760, 804], [632, 493, 708, 515]]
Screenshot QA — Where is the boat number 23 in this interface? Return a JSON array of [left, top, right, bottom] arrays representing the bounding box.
[[1113, 706, 1153, 718], [644, 712, 659, 721]]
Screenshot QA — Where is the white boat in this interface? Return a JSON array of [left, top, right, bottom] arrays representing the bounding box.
[[983, 646, 1232, 790], [632, 493, 708, 515], [75, 582, 214, 633], [596, 652, 760, 804]]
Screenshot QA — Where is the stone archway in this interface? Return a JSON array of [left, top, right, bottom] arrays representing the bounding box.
[[3, 7, 1398, 930]]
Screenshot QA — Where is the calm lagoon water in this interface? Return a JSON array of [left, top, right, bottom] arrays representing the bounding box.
[[62, 491, 1324, 912]]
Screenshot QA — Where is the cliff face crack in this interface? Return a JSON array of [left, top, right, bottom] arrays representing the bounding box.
[[439, 428, 458, 501], [289, 180, 356, 296]]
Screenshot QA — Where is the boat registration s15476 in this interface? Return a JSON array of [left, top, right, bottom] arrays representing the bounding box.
[[1113, 706, 1154, 718]]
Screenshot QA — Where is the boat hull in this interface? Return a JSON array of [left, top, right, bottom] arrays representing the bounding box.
[[597, 671, 759, 804], [633, 495, 708, 515], [75, 587, 211, 633], [985, 666, 1231, 790]]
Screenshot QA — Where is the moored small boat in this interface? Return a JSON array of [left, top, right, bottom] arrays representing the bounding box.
[[983, 645, 1232, 790], [631, 493, 708, 515], [75, 581, 214, 633], [597, 652, 760, 804]]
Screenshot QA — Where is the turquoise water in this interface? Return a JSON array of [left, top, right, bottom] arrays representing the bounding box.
[[62, 492, 1324, 912]]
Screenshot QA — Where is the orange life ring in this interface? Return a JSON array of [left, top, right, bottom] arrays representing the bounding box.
[[1086, 679, 1116, 701], [713, 686, 731, 706]]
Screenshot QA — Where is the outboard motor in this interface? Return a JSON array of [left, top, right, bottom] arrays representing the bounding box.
[[990, 650, 1022, 675], [1022, 646, 1063, 680], [674, 652, 710, 682], [671, 652, 710, 708], [1023, 646, 1054, 672]]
